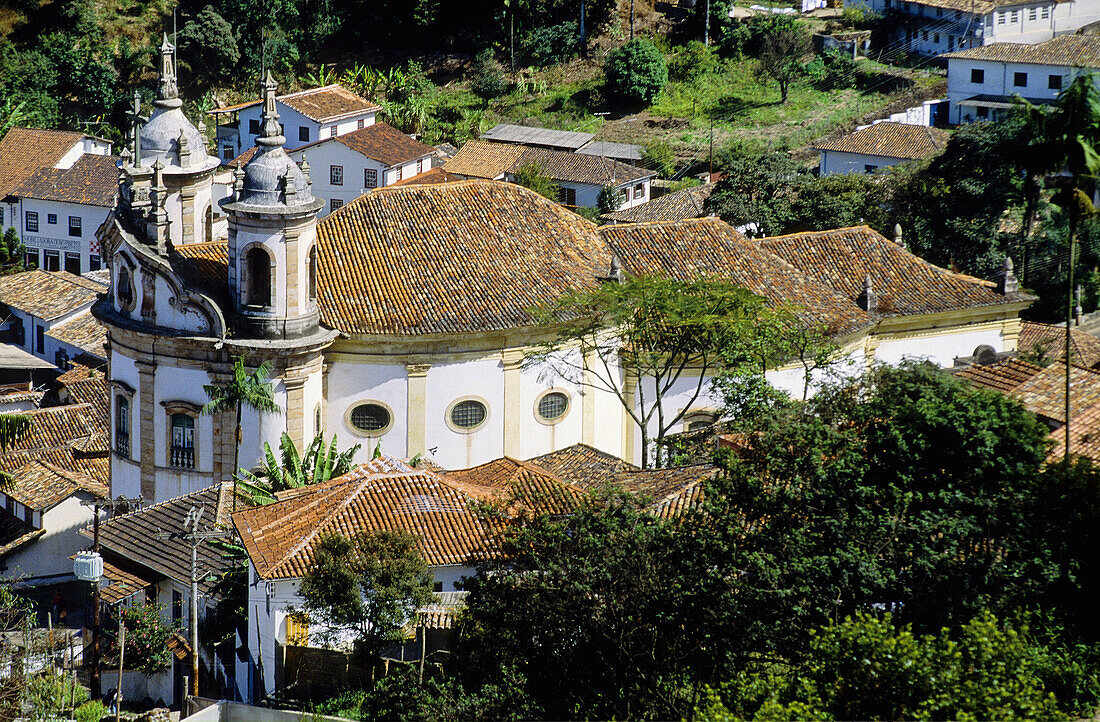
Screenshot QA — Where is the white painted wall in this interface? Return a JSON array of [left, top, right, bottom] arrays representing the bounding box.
[[873, 324, 1007, 366], [819, 149, 914, 176], [946, 57, 1089, 124], [0, 493, 98, 581], [234, 103, 378, 157], [288, 141, 432, 217], [17, 198, 111, 275]]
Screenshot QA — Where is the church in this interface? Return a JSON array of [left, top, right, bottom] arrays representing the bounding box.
[[96, 39, 1033, 504]]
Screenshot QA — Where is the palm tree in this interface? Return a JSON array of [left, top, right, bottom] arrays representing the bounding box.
[[1019, 75, 1100, 459], [236, 431, 361, 505], [202, 357, 281, 510]]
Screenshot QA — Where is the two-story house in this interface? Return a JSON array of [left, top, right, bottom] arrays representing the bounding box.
[[0, 128, 114, 275], [286, 122, 435, 216], [210, 84, 381, 162], [941, 34, 1100, 123], [852, 0, 1100, 56], [0, 270, 107, 370]]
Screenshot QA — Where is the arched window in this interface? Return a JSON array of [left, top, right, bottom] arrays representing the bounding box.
[[204, 204, 213, 243], [117, 265, 134, 310], [245, 247, 271, 307], [308, 245, 318, 302]]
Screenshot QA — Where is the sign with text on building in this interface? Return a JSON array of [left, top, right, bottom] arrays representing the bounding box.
[[23, 235, 80, 252]]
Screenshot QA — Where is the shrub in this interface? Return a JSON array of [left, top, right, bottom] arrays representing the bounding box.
[[520, 22, 578, 67], [603, 38, 669, 106], [669, 40, 718, 81], [116, 603, 177, 675], [26, 671, 88, 719], [597, 185, 621, 214], [512, 162, 558, 201], [471, 49, 507, 100], [75, 700, 107, 722]]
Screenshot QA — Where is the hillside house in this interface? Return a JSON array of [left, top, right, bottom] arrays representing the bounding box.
[[941, 34, 1100, 123], [210, 84, 381, 162], [0, 128, 114, 275], [815, 122, 950, 175], [0, 270, 107, 370]]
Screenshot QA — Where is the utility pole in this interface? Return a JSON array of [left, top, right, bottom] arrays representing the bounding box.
[[158, 506, 228, 698], [630, 0, 635, 41], [705, 0, 711, 46], [80, 497, 141, 700], [579, 0, 586, 54]]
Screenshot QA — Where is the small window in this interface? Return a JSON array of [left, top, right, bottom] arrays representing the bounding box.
[[971, 68, 984, 84], [1014, 71, 1028, 87], [634, 183, 645, 198], [996, 11, 1005, 23], [47, 213, 57, 225], [922, 30, 928, 40], [1028, 7, 1037, 20], [117, 265, 134, 310], [449, 399, 487, 431], [54, 348, 69, 371], [536, 391, 569, 422], [11, 319, 24, 347], [222, 145, 233, 160], [559, 186, 577, 206], [43, 250, 59, 272], [23, 249, 37, 269], [1049, 74, 1063, 90], [329, 126, 338, 138], [308, 245, 317, 301], [64, 252, 80, 275], [365, 168, 378, 188], [116, 396, 130, 457], [357, 119, 365, 130], [1010, 9, 1019, 22], [933, 33, 940, 43], [349, 402, 391, 434], [286, 613, 309, 646], [865, 164, 878, 173], [416, 158, 424, 174], [1041, 5, 1050, 18], [299, 126, 310, 143], [330, 198, 343, 213], [396, 165, 403, 181], [170, 413, 195, 469], [330, 165, 343, 185], [245, 247, 271, 307], [25, 211, 37, 233], [249, 118, 260, 135], [977, 106, 990, 118]]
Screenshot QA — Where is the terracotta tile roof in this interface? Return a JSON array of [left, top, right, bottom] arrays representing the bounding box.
[[512, 146, 655, 186], [0, 127, 82, 198], [314, 180, 610, 335], [87, 486, 231, 592], [910, 0, 1065, 14], [13, 154, 119, 207], [5, 403, 102, 454], [0, 384, 41, 407], [233, 461, 494, 580], [528, 443, 717, 517], [0, 270, 105, 322], [1011, 363, 1100, 424], [0, 450, 107, 485], [445, 458, 581, 514], [941, 34, 1100, 67], [314, 122, 433, 167], [172, 242, 230, 309], [760, 226, 1028, 318], [443, 140, 525, 179], [226, 146, 258, 169], [955, 358, 1042, 392], [46, 313, 107, 359], [600, 218, 872, 335], [99, 556, 157, 605], [391, 166, 460, 186], [55, 364, 109, 423], [212, 84, 380, 122], [0, 514, 40, 558], [4, 460, 106, 510], [1019, 322, 1100, 368], [601, 184, 715, 224], [814, 122, 949, 161]]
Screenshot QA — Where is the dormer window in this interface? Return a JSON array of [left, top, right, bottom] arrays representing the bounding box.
[[245, 246, 272, 308]]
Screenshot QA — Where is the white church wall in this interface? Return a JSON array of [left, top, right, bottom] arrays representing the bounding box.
[[153, 277, 212, 334], [873, 324, 1005, 367], [425, 357, 507, 469], [233, 227, 289, 318], [326, 360, 409, 460], [518, 361, 585, 460], [238, 385, 290, 472]]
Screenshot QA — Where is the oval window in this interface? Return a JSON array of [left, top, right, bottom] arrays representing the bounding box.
[[537, 391, 569, 421], [349, 403, 390, 433], [450, 399, 487, 430]]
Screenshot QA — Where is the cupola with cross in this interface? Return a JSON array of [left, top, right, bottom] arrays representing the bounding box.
[[221, 71, 325, 340]]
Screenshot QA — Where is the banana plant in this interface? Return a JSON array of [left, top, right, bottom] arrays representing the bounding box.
[[236, 431, 361, 506]]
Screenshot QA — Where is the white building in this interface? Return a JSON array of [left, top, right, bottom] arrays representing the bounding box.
[[286, 122, 435, 216], [0, 270, 107, 369], [0, 128, 114, 275], [814, 122, 949, 175], [210, 84, 381, 163], [96, 41, 1034, 509], [446, 140, 656, 212], [941, 34, 1100, 123], [851, 0, 1100, 56]]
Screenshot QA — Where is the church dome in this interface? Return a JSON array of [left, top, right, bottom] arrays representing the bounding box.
[[236, 146, 315, 208], [137, 34, 217, 173]]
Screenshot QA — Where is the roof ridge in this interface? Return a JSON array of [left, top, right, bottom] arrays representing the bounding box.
[[103, 483, 219, 525]]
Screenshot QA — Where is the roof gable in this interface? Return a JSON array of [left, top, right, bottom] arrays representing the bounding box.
[[332, 122, 434, 166], [813, 122, 948, 160], [0, 127, 83, 198], [6, 460, 106, 510], [14, 154, 120, 207]]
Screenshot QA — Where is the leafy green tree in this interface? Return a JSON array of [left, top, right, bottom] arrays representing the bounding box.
[[525, 275, 771, 467], [705, 146, 807, 234], [298, 531, 435, 657], [0, 413, 30, 486], [669, 40, 718, 81], [603, 38, 668, 106], [705, 612, 1071, 720], [236, 431, 361, 505], [470, 49, 507, 100], [511, 161, 558, 200], [596, 184, 620, 213], [755, 16, 811, 103], [113, 603, 178, 676], [177, 5, 241, 91], [640, 140, 675, 178], [519, 21, 578, 67], [202, 357, 281, 510], [784, 171, 890, 235]]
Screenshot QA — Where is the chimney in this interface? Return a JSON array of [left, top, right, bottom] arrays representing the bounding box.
[[857, 273, 878, 313], [998, 256, 1020, 295]]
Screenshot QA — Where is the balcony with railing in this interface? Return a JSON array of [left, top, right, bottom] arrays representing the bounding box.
[[170, 446, 195, 470], [115, 433, 129, 458]]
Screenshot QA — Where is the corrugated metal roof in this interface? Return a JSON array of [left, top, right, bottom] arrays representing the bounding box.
[[482, 124, 595, 150], [576, 140, 644, 161]]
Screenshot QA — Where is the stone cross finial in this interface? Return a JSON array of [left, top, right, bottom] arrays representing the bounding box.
[[126, 91, 148, 165], [893, 222, 903, 246], [1076, 285, 1084, 326], [998, 256, 1019, 295], [282, 166, 297, 204], [157, 33, 179, 103], [257, 70, 285, 147], [858, 273, 878, 313]]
